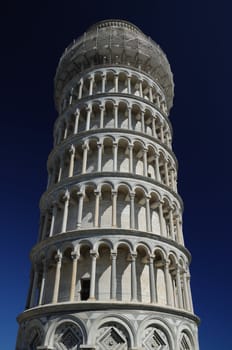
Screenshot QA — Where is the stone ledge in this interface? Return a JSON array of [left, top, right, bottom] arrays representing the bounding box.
[[17, 301, 200, 325], [30, 228, 191, 262]]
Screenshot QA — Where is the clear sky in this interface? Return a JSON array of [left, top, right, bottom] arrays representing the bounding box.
[[0, 1, 231, 349]]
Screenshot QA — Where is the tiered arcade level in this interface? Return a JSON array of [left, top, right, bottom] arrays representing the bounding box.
[[16, 20, 200, 350]]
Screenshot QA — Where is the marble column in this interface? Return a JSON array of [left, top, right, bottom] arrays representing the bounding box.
[[100, 105, 104, 128], [70, 252, 79, 301], [78, 79, 83, 99], [68, 145, 75, 177], [128, 106, 132, 129], [164, 260, 172, 306], [176, 265, 184, 308], [86, 106, 92, 131], [112, 190, 117, 227], [139, 79, 143, 98], [145, 196, 151, 232], [49, 203, 57, 237], [182, 270, 191, 311], [111, 251, 117, 300], [94, 190, 100, 227], [187, 272, 194, 312], [38, 259, 47, 305], [82, 143, 89, 173], [57, 157, 64, 182], [97, 142, 103, 172], [154, 153, 161, 181], [149, 255, 156, 303], [61, 191, 70, 233], [141, 110, 145, 133], [52, 252, 62, 303], [169, 208, 175, 240], [143, 147, 148, 177], [130, 191, 135, 229], [76, 192, 84, 229], [158, 202, 165, 237], [114, 74, 118, 92], [149, 86, 153, 102], [170, 168, 175, 191], [127, 75, 131, 94], [113, 142, 118, 172], [130, 253, 137, 302], [129, 144, 133, 173], [114, 104, 118, 128], [89, 251, 98, 299], [74, 110, 80, 134], [164, 159, 169, 186], [160, 123, 165, 143], [89, 75, 94, 95], [102, 73, 106, 93], [152, 116, 157, 138]]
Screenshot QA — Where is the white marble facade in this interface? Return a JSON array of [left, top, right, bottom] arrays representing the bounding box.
[[16, 20, 199, 350]]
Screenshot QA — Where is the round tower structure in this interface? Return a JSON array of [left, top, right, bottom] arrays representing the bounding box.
[[16, 20, 200, 350]]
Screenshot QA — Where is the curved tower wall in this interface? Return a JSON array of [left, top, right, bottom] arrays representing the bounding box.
[[16, 20, 200, 350]]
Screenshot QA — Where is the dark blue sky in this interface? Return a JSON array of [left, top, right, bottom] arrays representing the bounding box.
[[0, 1, 230, 349]]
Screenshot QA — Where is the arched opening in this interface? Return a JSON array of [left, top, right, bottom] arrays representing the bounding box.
[[134, 188, 146, 231], [118, 101, 128, 129], [116, 243, 131, 301], [117, 139, 129, 172], [136, 245, 149, 302], [154, 250, 167, 306], [102, 138, 113, 172], [117, 185, 130, 229], [58, 247, 72, 302], [82, 185, 95, 228], [100, 184, 112, 227], [96, 244, 111, 300], [77, 244, 91, 301], [149, 192, 161, 235], [86, 139, 98, 173]]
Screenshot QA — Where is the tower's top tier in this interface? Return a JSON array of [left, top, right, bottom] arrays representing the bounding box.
[[54, 19, 174, 112]]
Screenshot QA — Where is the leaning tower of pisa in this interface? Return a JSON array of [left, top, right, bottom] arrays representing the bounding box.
[[16, 20, 200, 350]]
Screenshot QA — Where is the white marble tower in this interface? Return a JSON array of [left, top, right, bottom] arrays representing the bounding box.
[[16, 19, 200, 350]]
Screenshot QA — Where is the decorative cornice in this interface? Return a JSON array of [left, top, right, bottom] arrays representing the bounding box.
[[17, 301, 200, 325], [30, 228, 191, 262]]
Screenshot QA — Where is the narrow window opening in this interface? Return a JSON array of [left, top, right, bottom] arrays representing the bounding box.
[[81, 279, 90, 300]]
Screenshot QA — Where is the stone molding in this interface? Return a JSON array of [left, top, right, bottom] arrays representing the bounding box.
[[30, 228, 191, 262], [17, 301, 200, 325]]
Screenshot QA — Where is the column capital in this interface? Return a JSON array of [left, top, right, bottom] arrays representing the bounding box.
[[90, 250, 99, 258], [63, 190, 70, 201], [129, 252, 137, 261], [94, 189, 101, 197], [148, 255, 155, 262], [69, 144, 75, 154], [71, 251, 79, 260], [143, 147, 148, 153], [82, 142, 89, 150], [110, 251, 117, 259], [86, 105, 92, 112], [55, 252, 62, 263], [77, 191, 84, 198], [129, 191, 135, 198], [74, 109, 80, 116], [111, 190, 117, 196]]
